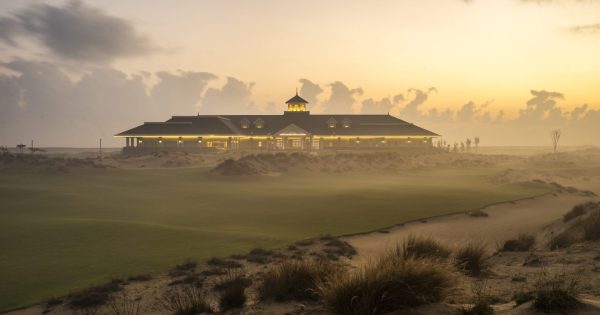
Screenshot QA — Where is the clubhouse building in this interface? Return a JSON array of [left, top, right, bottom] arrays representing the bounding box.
[[116, 93, 439, 151]]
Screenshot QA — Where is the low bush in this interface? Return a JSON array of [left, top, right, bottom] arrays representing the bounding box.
[[216, 272, 248, 312], [532, 272, 580, 313], [156, 285, 213, 315], [501, 234, 535, 252], [548, 229, 579, 250], [318, 253, 455, 315], [206, 257, 242, 268], [455, 242, 490, 276], [399, 235, 451, 260], [563, 204, 588, 222], [68, 280, 123, 309], [323, 238, 357, 258], [582, 209, 600, 241], [259, 259, 338, 301], [456, 282, 494, 315], [127, 274, 152, 282]]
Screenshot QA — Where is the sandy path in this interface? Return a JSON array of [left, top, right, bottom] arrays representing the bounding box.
[[344, 192, 597, 261]]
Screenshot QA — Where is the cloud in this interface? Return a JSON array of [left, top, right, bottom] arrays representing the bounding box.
[[298, 78, 323, 105], [0, 60, 224, 146], [361, 93, 404, 114], [568, 23, 600, 34], [151, 71, 217, 117], [400, 87, 437, 121], [321, 81, 363, 114], [200, 77, 256, 114], [0, 0, 154, 63]]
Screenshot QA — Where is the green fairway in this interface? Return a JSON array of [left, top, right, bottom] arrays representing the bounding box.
[[0, 167, 549, 311]]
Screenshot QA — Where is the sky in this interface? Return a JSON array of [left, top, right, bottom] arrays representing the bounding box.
[[0, 0, 599, 147]]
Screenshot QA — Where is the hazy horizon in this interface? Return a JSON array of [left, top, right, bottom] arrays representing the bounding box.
[[1, 0, 599, 147]]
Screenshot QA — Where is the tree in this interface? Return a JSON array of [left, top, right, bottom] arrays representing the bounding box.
[[465, 138, 472, 152], [550, 130, 561, 153], [474, 137, 480, 151], [453, 143, 459, 152], [16, 144, 26, 153], [460, 142, 465, 152]]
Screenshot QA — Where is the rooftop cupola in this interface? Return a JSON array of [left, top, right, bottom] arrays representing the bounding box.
[[285, 89, 308, 112]]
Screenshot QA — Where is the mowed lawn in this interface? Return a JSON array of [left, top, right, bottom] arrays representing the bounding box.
[[0, 167, 549, 311]]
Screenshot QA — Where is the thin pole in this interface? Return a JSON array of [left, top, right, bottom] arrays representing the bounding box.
[[99, 138, 102, 159], [31, 140, 34, 154]]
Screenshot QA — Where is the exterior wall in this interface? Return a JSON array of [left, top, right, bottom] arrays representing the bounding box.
[[121, 136, 435, 152]]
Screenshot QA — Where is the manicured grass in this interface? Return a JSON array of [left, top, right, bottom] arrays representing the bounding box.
[[0, 167, 548, 311]]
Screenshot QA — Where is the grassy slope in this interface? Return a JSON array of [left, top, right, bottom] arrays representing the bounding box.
[[0, 167, 548, 311]]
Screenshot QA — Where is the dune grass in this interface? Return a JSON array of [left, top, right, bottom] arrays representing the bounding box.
[[0, 167, 549, 311]]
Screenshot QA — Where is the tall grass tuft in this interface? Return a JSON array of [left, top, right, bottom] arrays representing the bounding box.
[[106, 293, 142, 315], [455, 242, 489, 276], [318, 253, 455, 315], [215, 269, 250, 311], [156, 285, 212, 315], [259, 259, 337, 301], [399, 235, 451, 260], [532, 272, 580, 313]]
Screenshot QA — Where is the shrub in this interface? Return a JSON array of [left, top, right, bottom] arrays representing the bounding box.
[[68, 280, 123, 309], [318, 254, 454, 315], [501, 234, 535, 252], [127, 274, 152, 282], [259, 259, 338, 301], [214, 269, 249, 311], [532, 272, 580, 313], [582, 209, 600, 241], [156, 285, 212, 315], [323, 238, 358, 258], [563, 204, 587, 222], [399, 235, 451, 260], [206, 257, 242, 268], [456, 282, 494, 315], [549, 229, 579, 250], [455, 242, 489, 276]]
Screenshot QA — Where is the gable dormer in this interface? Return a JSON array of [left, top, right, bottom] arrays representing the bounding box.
[[326, 117, 337, 128], [254, 118, 264, 129], [341, 117, 352, 128], [240, 118, 250, 129]]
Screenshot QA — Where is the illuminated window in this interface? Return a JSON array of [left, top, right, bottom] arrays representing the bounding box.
[[292, 140, 302, 148], [326, 117, 337, 128], [258, 141, 263, 148], [240, 118, 250, 129], [312, 139, 320, 149]]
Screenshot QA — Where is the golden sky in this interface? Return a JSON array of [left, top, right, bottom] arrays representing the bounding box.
[[1, 0, 599, 146]]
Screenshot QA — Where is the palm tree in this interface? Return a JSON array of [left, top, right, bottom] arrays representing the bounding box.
[[465, 138, 472, 152], [551, 130, 561, 153], [474, 137, 480, 151]]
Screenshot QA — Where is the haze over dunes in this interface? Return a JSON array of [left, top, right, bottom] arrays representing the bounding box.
[[0, 0, 599, 147]]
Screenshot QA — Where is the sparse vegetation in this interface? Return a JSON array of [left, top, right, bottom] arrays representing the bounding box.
[[582, 208, 600, 241], [215, 270, 249, 311], [501, 234, 535, 252], [68, 279, 124, 309], [456, 282, 494, 315], [206, 257, 242, 268], [399, 235, 451, 260], [532, 272, 580, 313], [259, 259, 338, 301], [455, 242, 490, 276], [318, 252, 455, 315], [156, 285, 212, 315], [107, 293, 142, 315]]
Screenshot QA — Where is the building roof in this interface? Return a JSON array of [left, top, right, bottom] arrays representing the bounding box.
[[285, 94, 308, 104], [116, 112, 439, 137]]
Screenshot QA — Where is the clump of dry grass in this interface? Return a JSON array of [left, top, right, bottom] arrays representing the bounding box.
[[106, 293, 142, 315], [455, 281, 494, 315], [549, 229, 580, 250], [259, 259, 338, 301], [501, 234, 535, 252], [549, 205, 600, 249], [155, 285, 213, 315], [318, 252, 455, 315], [455, 242, 490, 276], [399, 235, 451, 260], [215, 269, 250, 311], [68, 279, 124, 309], [582, 208, 600, 241], [532, 272, 581, 313]]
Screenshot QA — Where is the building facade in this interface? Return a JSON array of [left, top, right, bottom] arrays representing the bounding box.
[[115, 93, 439, 151]]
